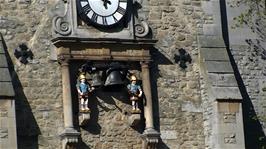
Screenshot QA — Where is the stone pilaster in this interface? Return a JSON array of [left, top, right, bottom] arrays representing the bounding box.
[[141, 61, 160, 149], [58, 50, 80, 149]]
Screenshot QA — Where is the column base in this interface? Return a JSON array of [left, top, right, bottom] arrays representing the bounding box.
[[142, 128, 160, 149], [60, 128, 80, 149]]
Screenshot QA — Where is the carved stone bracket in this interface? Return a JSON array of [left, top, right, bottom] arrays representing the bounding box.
[[60, 128, 80, 149], [53, 17, 72, 36], [141, 128, 160, 149], [52, 0, 72, 36], [79, 113, 90, 126], [127, 114, 141, 126], [135, 17, 149, 38]]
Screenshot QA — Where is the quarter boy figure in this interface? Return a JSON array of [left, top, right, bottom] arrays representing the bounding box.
[[127, 75, 143, 113], [76, 74, 93, 112]]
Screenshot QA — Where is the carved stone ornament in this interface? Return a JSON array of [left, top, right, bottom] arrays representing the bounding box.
[[52, 0, 72, 36], [142, 128, 160, 149], [60, 128, 80, 149], [135, 17, 149, 38]]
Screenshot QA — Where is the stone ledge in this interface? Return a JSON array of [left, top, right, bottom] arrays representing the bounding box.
[[205, 61, 234, 73], [207, 73, 238, 87], [198, 35, 226, 48], [211, 87, 242, 100], [200, 48, 230, 61]]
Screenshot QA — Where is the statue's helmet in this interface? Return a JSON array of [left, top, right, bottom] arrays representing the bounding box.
[[130, 75, 137, 81], [79, 74, 86, 80]]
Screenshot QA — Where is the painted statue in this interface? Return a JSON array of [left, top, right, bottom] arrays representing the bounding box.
[[127, 75, 143, 113], [76, 74, 93, 112]]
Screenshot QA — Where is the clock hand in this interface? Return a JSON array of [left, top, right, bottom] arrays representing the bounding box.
[[102, 0, 111, 9]]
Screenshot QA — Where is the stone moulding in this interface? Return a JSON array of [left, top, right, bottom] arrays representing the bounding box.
[[60, 128, 80, 149], [141, 128, 160, 149]]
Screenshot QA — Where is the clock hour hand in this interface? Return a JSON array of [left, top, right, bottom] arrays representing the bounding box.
[[102, 0, 111, 9]]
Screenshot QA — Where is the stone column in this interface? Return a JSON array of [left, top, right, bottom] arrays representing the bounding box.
[[58, 52, 80, 149], [141, 61, 154, 129], [141, 61, 160, 149], [61, 59, 74, 128]]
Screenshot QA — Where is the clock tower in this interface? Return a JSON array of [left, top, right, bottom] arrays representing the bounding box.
[[51, 0, 160, 148]]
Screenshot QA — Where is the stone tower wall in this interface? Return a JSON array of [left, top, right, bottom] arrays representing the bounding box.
[[0, 0, 248, 148]]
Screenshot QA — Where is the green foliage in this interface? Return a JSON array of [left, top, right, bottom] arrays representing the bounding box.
[[230, 0, 266, 28]]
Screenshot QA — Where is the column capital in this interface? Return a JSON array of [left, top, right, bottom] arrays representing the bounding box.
[[58, 55, 70, 66], [140, 61, 150, 67]]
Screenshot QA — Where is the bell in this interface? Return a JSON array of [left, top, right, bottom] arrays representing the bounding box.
[[104, 69, 124, 86], [91, 72, 103, 87]]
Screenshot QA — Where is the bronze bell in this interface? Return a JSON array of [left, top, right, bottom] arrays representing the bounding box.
[[104, 69, 124, 86], [91, 72, 103, 87]]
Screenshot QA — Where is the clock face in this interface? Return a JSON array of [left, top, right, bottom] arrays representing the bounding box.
[[77, 0, 128, 27]]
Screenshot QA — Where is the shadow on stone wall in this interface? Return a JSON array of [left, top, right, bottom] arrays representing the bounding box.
[[227, 47, 266, 148], [220, 0, 266, 148], [2, 35, 41, 149], [150, 47, 173, 149]]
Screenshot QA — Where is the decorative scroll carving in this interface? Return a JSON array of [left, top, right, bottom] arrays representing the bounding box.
[[53, 16, 71, 36], [135, 18, 149, 38], [52, 1, 71, 36]]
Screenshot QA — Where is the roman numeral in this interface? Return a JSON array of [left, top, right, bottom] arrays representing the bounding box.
[[119, 0, 127, 2], [113, 16, 118, 22], [117, 6, 126, 15], [103, 17, 108, 25], [91, 13, 98, 22], [82, 4, 92, 14]]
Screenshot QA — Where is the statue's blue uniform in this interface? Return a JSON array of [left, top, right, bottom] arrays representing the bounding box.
[[127, 84, 141, 94], [79, 82, 89, 93]]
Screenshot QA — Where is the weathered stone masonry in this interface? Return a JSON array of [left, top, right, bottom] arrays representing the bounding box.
[[1, 0, 264, 148]]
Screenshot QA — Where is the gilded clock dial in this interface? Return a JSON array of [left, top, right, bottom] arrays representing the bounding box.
[[77, 0, 128, 26]]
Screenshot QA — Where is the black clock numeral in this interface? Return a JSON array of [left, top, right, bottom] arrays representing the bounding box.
[[119, 0, 127, 2], [91, 13, 98, 22], [103, 17, 108, 25], [113, 16, 118, 23], [117, 6, 126, 15], [82, 4, 92, 14]]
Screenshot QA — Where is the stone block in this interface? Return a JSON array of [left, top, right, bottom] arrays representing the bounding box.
[[79, 113, 90, 126], [207, 74, 238, 87], [0, 44, 4, 54], [160, 130, 177, 140], [212, 87, 242, 100], [218, 102, 240, 113], [0, 68, 11, 82], [127, 114, 140, 126], [0, 54, 8, 67], [205, 61, 233, 73], [200, 48, 229, 61], [198, 35, 225, 48], [0, 82, 14, 97], [181, 101, 202, 112]]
